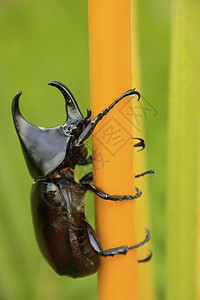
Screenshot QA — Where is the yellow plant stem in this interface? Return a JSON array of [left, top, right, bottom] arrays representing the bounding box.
[[88, 1, 138, 299], [130, 1, 155, 300]]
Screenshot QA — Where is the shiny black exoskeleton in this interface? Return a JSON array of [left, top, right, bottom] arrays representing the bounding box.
[[12, 81, 152, 277]]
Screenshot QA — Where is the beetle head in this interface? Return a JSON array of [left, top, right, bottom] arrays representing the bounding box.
[[12, 81, 90, 179]]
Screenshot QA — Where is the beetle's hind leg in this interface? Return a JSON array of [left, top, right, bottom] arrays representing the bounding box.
[[82, 183, 142, 201], [86, 225, 150, 258], [99, 229, 150, 257]]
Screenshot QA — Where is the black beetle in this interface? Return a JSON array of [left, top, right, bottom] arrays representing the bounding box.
[[12, 81, 151, 278]]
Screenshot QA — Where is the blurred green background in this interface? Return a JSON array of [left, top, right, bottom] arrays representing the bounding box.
[[0, 0, 170, 299]]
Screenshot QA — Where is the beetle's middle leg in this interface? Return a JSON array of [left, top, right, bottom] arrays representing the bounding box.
[[82, 183, 142, 201], [135, 170, 154, 178], [134, 138, 145, 152], [78, 155, 92, 166], [79, 172, 93, 184]]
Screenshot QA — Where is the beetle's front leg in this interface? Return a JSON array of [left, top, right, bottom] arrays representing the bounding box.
[[82, 183, 142, 201], [74, 89, 140, 147], [138, 250, 153, 263]]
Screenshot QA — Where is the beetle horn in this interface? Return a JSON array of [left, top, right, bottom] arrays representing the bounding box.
[[48, 81, 84, 123], [12, 91, 43, 178], [12, 90, 71, 179], [12, 90, 31, 131]]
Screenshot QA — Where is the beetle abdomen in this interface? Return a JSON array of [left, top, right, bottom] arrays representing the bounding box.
[[31, 180, 98, 277]]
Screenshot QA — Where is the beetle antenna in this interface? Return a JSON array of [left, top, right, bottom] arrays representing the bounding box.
[[84, 108, 92, 124]]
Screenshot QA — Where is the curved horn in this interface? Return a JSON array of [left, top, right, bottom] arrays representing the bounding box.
[[11, 90, 71, 179], [12, 90, 33, 133], [12, 90, 22, 117], [48, 81, 83, 122]]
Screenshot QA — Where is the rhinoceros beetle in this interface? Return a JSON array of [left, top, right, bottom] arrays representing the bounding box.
[[12, 81, 152, 277]]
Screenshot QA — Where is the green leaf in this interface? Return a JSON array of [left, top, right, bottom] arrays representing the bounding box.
[[166, 1, 200, 299]]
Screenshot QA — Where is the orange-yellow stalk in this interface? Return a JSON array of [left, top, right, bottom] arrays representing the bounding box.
[[88, 0, 138, 299]]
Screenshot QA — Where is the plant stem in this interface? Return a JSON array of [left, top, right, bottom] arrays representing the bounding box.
[[88, 0, 139, 299]]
